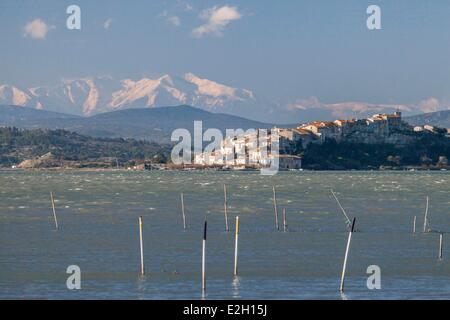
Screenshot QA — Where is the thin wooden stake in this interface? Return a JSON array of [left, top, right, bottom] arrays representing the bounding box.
[[423, 196, 429, 233], [224, 184, 229, 232], [139, 216, 145, 276], [283, 208, 287, 232], [439, 233, 443, 260], [181, 193, 186, 230], [50, 192, 59, 230], [202, 220, 207, 292], [339, 217, 356, 293], [413, 216, 416, 234], [273, 186, 279, 231], [234, 216, 240, 276]]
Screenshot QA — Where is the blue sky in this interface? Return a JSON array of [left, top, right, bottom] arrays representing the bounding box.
[[1, 0, 450, 106]]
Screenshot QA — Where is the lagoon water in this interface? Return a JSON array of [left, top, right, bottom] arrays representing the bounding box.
[[0, 170, 449, 300]]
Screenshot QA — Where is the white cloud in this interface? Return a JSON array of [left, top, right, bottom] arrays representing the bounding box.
[[167, 15, 181, 27], [23, 19, 53, 40], [158, 11, 181, 27], [192, 5, 242, 38], [103, 18, 113, 30]]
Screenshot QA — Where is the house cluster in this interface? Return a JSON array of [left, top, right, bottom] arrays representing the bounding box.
[[414, 124, 450, 138], [299, 111, 408, 143], [194, 128, 303, 170], [194, 111, 412, 170]]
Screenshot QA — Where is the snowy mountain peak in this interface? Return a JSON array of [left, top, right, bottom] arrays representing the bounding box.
[[0, 74, 256, 116], [184, 72, 254, 101], [0, 85, 32, 106]]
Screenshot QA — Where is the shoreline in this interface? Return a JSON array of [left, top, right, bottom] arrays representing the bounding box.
[[1, 167, 448, 173]]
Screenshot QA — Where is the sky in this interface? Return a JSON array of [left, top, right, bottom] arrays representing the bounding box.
[[1, 0, 450, 107]]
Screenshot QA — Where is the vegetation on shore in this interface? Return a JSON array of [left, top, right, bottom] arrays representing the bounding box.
[[297, 133, 450, 170], [1, 126, 449, 170], [0, 127, 171, 168]]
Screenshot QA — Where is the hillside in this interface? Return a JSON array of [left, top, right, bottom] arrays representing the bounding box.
[[404, 110, 450, 128], [0, 127, 171, 168], [0, 105, 79, 123], [300, 132, 450, 170], [0, 105, 274, 143]]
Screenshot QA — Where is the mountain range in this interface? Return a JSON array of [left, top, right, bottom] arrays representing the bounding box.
[[1, 104, 448, 145], [404, 110, 450, 128], [2, 74, 449, 123], [0, 105, 273, 143], [0, 73, 258, 118]]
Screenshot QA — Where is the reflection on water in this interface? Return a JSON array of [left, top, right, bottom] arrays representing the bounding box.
[[136, 275, 147, 300], [231, 277, 241, 299], [0, 170, 449, 299]]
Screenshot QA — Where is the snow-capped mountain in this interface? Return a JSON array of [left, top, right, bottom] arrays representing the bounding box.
[[2, 74, 449, 124], [0, 85, 35, 107], [0, 73, 256, 117]]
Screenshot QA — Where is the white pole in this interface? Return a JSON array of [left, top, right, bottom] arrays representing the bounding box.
[[224, 184, 229, 232], [50, 192, 59, 230], [413, 216, 416, 234], [423, 196, 429, 233], [202, 220, 207, 292], [234, 216, 240, 276], [340, 217, 356, 293], [181, 193, 186, 230], [273, 186, 279, 231], [439, 233, 443, 260], [283, 208, 287, 232], [139, 216, 145, 276]]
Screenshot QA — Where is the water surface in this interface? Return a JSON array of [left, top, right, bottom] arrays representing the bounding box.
[[0, 170, 449, 299]]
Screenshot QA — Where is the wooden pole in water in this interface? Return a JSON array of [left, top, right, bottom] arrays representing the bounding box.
[[139, 216, 145, 276], [339, 217, 356, 293], [273, 186, 279, 231], [181, 193, 186, 230], [224, 184, 229, 232], [423, 196, 429, 233], [234, 216, 240, 276], [50, 191, 59, 230], [202, 220, 207, 292], [413, 216, 416, 234], [283, 208, 287, 232], [439, 233, 443, 260]]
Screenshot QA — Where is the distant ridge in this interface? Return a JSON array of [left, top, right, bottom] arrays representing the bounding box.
[[0, 104, 274, 142], [404, 110, 450, 128], [0, 105, 79, 120]]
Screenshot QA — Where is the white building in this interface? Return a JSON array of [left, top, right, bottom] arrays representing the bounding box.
[[194, 128, 302, 170]]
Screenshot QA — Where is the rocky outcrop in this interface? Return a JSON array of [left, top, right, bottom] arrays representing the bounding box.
[[17, 152, 61, 169]]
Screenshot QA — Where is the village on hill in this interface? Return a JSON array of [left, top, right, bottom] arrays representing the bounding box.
[[194, 111, 450, 170]]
